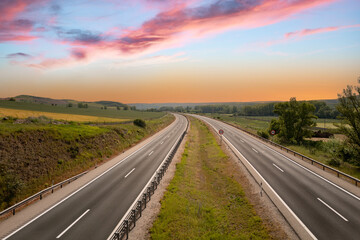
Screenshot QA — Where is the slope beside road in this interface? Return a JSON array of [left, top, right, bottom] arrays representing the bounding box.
[[193, 115, 360, 240], [1, 114, 188, 240]]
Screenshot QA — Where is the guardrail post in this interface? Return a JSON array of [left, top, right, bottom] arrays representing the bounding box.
[[12, 209, 15, 215], [40, 194, 42, 200], [143, 193, 147, 208], [138, 201, 142, 217], [125, 220, 129, 239], [147, 187, 151, 200], [132, 209, 136, 227]]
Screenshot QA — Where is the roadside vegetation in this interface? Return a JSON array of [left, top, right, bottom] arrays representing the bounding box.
[[150, 118, 272, 239], [0, 114, 174, 211]]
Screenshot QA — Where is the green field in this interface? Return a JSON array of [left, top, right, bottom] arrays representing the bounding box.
[[150, 117, 274, 239], [203, 114, 342, 133], [0, 100, 165, 120]]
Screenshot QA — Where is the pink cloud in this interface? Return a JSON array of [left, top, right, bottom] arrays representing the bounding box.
[[285, 24, 360, 39], [0, 0, 46, 43]]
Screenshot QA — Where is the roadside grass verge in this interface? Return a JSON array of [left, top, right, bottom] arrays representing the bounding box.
[[0, 114, 174, 210], [150, 117, 271, 239]]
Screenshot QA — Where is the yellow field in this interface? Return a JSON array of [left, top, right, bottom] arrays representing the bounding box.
[[0, 108, 128, 123]]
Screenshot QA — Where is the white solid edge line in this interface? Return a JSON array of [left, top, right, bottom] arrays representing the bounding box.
[[203, 115, 360, 202], [149, 151, 154, 156], [3, 115, 181, 240], [261, 144, 360, 201], [106, 117, 187, 240], [198, 116, 317, 240], [56, 209, 90, 238], [317, 198, 348, 222], [273, 163, 284, 173], [252, 148, 258, 153], [124, 168, 135, 178]]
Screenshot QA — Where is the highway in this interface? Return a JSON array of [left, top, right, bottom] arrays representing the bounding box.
[[4, 114, 188, 240], [193, 115, 360, 240]]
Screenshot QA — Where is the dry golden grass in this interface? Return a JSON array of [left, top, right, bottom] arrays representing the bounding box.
[[0, 107, 128, 122]]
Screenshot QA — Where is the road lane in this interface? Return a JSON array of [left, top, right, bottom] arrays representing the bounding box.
[[194, 115, 360, 240], [5, 114, 187, 240]]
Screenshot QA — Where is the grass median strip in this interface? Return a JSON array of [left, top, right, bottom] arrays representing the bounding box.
[[150, 117, 271, 239]]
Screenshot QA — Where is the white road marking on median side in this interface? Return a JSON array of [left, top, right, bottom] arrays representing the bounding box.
[[3, 115, 182, 240], [124, 168, 135, 178], [149, 151, 154, 156], [240, 139, 244, 143], [273, 163, 284, 173], [107, 117, 188, 240], [252, 148, 258, 153], [317, 198, 348, 222], [198, 117, 317, 240], [56, 209, 90, 238], [160, 141, 164, 145]]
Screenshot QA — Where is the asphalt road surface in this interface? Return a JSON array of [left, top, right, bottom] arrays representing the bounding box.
[[4, 114, 188, 240], [193, 115, 360, 240]]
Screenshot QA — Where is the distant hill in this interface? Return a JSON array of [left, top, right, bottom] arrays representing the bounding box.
[[0, 95, 128, 108], [94, 101, 127, 108]]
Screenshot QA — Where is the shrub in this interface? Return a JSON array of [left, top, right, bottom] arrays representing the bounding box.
[[257, 130, 269, 139], [327, 158, 341, 167], [133, 119, 146, 128]]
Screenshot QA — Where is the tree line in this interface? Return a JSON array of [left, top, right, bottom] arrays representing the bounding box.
[[156, 101, 339, 119]]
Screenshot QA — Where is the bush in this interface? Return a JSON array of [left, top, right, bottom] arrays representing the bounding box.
[[133, 119, 146, 128], [327, 158, 341, 167], [257, 130, 269, 139]]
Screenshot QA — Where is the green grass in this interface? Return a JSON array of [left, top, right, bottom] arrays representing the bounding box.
[[150, 118, 271, 240], [0, 100, 165, 120]]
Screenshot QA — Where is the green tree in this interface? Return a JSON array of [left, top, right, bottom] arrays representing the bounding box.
[[273, 97, 317, 143], [337, 85, 360, 165]]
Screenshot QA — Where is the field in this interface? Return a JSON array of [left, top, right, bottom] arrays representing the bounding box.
[[0, 108, 128, 123], [203, 114, 342, 133], [150, 117, 272, 239], [0, 100, 165, 120]]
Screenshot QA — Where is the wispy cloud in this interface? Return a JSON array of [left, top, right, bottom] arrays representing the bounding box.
[[6, 52, 32, 58], [116, 52, 187, 68], [285, 24, 360, 39], [240, 23, 360, 53]]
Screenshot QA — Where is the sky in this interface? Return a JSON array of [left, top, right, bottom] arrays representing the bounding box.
[[0, 0, 359, 103]]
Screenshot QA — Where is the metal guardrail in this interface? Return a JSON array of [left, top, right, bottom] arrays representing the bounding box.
[[110, 122, 188, 240], [220, 120, 360, 187], [0, 171, 88, 218]]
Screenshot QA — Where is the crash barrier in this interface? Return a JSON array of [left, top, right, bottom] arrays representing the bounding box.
[[109, 122, 188, 240], [223, 120, 359, 187], [0, 171, 88, 218]]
